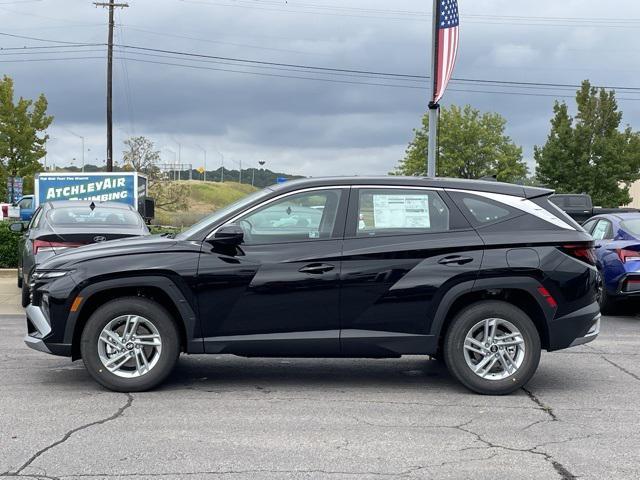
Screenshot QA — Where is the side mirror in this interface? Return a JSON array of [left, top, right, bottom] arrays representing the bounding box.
[[9, 222, 25, 233], [210, 224, 244, 246]]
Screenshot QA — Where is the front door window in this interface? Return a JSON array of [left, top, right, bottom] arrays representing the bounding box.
[[236, 189, 343, 244]]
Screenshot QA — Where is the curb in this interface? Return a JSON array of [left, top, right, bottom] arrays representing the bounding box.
[[0, 269, 17, 278]]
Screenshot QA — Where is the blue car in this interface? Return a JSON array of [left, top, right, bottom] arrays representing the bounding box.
[[583, 213, 640, 312]]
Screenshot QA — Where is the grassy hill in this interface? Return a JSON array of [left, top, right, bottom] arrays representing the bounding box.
[[154, 181, 258, 227]]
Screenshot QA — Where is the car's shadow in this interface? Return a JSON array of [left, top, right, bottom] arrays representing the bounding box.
[[161, 355, 462, 392], [608, 298, 640, 317]]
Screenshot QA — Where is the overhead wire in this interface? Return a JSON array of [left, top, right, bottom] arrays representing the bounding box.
[[1, 32, 639, 99]]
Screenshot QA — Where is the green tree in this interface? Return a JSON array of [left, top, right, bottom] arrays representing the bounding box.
[[0, 75, 53, 198], [123, 136, 189, 211], [535, 80, 640, 207], [396, 104, 527, 182]]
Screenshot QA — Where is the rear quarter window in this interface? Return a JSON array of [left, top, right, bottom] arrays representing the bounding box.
[[448, 192, 520, 227]]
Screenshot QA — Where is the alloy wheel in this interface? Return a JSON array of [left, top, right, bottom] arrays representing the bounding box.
[[463, 317, 526, 380], [97, 315, 162, 378]]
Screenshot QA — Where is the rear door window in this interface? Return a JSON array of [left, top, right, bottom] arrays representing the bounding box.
[[355, 189, 450, 236]]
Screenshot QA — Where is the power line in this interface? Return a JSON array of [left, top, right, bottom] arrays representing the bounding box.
[[2, 34, 640, 95], [177, 0, 640, 27], [116, 12, 135, 134], [0, 31, 99, 44], [121, 24, 320, 56], [0, 55, 104, 63], [113, 43, 640, 93], [0, 43, 103, 51]]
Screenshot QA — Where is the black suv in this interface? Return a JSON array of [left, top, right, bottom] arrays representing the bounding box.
[[25, 177, 600, 395]]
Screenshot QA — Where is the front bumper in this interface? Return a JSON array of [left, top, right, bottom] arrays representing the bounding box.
[[24, 304, 52, 353]]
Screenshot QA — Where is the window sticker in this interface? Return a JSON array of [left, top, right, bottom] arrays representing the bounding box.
[[372, 194, 431, 229]]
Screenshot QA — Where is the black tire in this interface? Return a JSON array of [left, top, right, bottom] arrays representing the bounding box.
[[598, 286, 617, 315], [80, 297, 180, 392], [17, 269, 22, 289], [21, 281, 30, 308], [443, 301, 541, 395]]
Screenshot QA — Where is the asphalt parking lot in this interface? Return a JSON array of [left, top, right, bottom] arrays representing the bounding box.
[[1, 277, 640, 480]]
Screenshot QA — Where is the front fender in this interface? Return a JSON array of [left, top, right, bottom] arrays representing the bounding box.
[[63, 275, 202, 354]]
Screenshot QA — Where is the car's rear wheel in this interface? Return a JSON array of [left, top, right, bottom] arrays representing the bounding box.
[[17, 267, 22, 289], [80, 297, 180, 392], [597, 277, 618, 315], [443, 301, 541, 395]]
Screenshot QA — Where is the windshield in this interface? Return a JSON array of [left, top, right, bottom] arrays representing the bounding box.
[[47, 206, 142, 227], [621, 219, 640, 236], [176, 187, 274, 239]]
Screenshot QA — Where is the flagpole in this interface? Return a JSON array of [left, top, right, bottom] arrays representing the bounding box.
[[427, 0, 439, 177]]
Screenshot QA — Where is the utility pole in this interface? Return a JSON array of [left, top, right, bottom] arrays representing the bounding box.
[[94, 0, 129, 172]]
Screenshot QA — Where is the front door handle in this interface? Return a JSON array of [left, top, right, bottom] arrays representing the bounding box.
[[438, 256, 474, 266], [299, 263, 335, 274]]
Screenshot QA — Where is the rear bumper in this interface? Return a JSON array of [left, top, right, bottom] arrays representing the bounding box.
[[611, 273, 640, 297], [548, 301, 601, 351], [568, 315, 600, 347]]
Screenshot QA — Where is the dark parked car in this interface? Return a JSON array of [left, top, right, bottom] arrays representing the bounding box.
[[582, 213, 640, 313], [12, 201, 149, 307], [549, 193, 638, 224], [25, 177, 599, 395]]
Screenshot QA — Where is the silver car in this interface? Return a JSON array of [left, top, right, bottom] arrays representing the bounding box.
[[12, 201, 149, 307]]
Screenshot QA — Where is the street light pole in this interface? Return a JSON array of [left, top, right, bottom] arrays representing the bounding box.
[[196, 144, 207, 182], [221, 153, 224, 182]]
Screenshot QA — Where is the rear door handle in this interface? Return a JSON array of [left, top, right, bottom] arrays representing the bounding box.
[[299, 263, 335, 274], [438, 256, 474, 266]]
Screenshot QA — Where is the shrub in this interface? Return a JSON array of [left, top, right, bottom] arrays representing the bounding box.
[[0, 221, 20, 268]]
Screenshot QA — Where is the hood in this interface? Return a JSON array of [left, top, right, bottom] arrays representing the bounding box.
[[38, 234, 182, 270]]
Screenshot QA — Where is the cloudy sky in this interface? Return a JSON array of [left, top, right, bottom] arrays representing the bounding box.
[[2, 0, 640, 177]]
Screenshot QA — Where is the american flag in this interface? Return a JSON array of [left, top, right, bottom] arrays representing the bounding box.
[[432, 0, 459, 104]]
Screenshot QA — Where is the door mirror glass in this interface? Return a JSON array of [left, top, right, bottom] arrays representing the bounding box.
[[9, 222, 25, 233], [212, 224, 244, 245]]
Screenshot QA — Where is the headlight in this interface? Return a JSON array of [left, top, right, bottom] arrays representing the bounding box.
[[32, 270, 72, 281]]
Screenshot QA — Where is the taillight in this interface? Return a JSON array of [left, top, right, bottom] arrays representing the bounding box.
[[560, 244, 596, 266], [33, 240, 84, 254], [616, 248, 640, 263]]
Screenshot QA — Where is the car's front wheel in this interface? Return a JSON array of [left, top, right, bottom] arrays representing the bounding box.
[[80, 297, 180, 392], [443, 301, 541, 395]]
